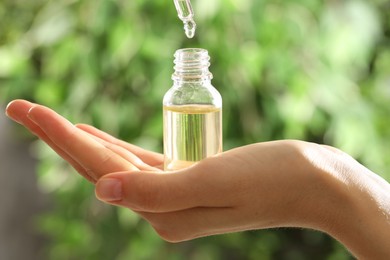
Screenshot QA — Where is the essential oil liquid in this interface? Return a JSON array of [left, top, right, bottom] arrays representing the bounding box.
[[163, 104, 222, 171]]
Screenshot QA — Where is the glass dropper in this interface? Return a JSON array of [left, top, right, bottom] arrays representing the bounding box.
[[173, 0, 196, 38]]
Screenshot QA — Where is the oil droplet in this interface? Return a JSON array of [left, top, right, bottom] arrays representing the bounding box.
[[184, 20, 196, 38]]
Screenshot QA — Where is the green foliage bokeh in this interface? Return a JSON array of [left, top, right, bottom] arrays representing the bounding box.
[[1, 0, 389, 259]]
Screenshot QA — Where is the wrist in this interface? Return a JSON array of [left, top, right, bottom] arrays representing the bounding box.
[[302, 145, 390, 259], [326, 175, 390, 259]]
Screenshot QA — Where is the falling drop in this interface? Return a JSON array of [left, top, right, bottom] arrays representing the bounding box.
[[184, 20, 196, 38]]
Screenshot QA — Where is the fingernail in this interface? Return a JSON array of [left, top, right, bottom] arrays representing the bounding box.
[[96, 178, 122, 202], [5, 102, 21, 124], [5, 102, 12, 117], [26, 106, 37, 122]]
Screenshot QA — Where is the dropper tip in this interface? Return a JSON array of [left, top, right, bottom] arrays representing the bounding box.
[[184, 20, 196, 39], [185, 31, 195, 38]]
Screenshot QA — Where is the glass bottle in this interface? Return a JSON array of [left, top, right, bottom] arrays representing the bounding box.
[[163, 48, 222, 171]]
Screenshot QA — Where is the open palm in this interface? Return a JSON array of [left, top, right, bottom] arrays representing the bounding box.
[[6, 100, 163, 183]]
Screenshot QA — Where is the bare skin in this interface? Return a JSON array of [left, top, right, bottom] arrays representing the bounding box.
[[5, 99, 390, 259]]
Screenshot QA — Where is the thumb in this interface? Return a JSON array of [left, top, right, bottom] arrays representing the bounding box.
[[94, 163, 230, 212]]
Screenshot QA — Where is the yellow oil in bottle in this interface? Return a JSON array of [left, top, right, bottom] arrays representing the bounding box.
[[163, 104, 222, 171]]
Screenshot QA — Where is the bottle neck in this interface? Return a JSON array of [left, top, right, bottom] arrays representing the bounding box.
[[172, 48, 213, 83]]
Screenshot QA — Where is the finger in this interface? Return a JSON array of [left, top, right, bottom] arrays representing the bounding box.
[[27, 105, 139, 180], [5, 100, 95, 183], [76, 124, 164, 169], [81, 130, 162, 172], [94, 160, 239, 213]]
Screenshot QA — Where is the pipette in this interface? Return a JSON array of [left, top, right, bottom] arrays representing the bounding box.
[[173, 0, 196, 38]]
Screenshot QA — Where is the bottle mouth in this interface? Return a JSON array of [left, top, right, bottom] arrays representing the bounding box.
[[174, 48, 208, 61], [172, 48, 213, 81]]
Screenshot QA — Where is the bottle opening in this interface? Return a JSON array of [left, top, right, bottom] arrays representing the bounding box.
[[172, 48, 213, 81], [174, 48, 208, 61]]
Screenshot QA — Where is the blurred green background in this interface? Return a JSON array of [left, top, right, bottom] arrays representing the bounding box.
[[1, 0, 389, 259]]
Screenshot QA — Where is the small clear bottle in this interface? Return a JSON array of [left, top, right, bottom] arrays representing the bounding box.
[[163, 48, 222, 171]]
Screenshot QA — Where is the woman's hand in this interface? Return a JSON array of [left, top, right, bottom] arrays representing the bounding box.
[[5, 99, 390, 259]]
